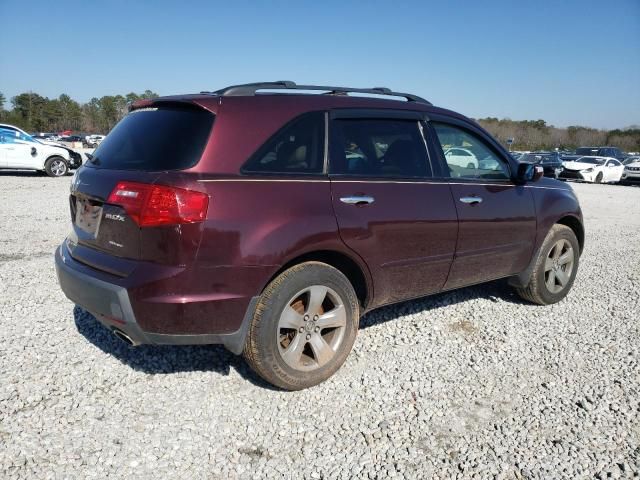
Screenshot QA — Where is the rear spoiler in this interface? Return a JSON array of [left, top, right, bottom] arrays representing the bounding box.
[[128, 96, 217, 113]]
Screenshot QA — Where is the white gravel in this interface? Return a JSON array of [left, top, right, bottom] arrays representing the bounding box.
[[1, 172, 639, 479]]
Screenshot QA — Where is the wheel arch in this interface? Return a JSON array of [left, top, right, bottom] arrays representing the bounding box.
[[509, 214, 584, 289], [556, 215, 584, 254], [262, 250, 372, 310], [45, 154, 68, 166], [43, 155, 69, 175]]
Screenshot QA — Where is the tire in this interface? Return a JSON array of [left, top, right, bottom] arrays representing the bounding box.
[[595, 172, 603, 184], [516, 224, 579, 305], [44, 156, 68, 177], [243, 262, 360, 390]]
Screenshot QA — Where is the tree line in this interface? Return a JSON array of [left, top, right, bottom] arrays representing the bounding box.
[[477, 117, 640, 152], [0, 90, 158, 134], [1, 90, 638, 151]]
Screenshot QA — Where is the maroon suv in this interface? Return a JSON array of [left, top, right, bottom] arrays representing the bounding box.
[[55, 81, 584, 390]]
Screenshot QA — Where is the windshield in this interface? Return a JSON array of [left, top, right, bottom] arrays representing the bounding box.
[[576, 157, 605, 165], [88, 105, 214, 171]]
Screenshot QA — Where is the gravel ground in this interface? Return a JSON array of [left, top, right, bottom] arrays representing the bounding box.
[[1, 172, 639, 479]]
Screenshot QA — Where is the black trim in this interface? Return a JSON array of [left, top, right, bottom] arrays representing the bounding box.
[[419, 120, 447, 178], [209, 81, 431, 105], [145, 296, 259, 354], [330, 108, 428, 121]]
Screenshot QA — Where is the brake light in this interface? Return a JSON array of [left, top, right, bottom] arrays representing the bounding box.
[[107, 181, 209, 227]]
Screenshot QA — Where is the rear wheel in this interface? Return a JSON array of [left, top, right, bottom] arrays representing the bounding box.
[[515, 224, 579, 305], [243, 262, 360, 390], [44, 156, 68, 177]]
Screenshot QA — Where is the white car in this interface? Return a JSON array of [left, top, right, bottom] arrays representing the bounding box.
[[443, 147, 479, 169], [85, 134, 106, 147], [0, 124, 81, 177], [560, 156, 624, 183], [620, 158, 640, 184]]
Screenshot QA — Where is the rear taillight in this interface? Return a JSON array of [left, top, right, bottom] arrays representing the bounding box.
[[107, 181, 209, 227]]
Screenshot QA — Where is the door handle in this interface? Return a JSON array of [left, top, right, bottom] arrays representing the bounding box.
[[340, 195, 375, 205], [459, 196, 483, 205]]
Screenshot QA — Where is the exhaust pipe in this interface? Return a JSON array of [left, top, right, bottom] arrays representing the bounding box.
[[112, 328, 135, 346]]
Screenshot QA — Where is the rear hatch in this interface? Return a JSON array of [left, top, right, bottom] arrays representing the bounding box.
[[67, 102, 214, 276]]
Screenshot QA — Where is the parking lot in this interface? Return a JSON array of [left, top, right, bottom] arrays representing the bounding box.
[[0, 174, 638, 479]]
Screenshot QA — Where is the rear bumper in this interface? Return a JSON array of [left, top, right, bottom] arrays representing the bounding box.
[[55, 244, 257, 353]]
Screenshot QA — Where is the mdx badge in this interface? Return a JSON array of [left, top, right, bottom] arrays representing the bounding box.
[[105, 213, 126, 222]]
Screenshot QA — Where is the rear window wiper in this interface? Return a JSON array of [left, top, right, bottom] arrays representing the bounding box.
[[85, 153, 100, 165]]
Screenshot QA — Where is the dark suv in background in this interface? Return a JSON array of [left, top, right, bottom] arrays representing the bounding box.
[[55, 81, 584, 390], [519, 152, 564, 178], [562, 146, 627, 163]]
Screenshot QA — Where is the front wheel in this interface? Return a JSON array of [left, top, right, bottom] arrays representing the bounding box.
[[594, 172, 603, 184], [44, 156, 68, 177], [243, 262, 360, 390], [515, 224, 579, 305]]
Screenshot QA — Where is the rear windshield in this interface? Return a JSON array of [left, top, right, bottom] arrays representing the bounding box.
[[87, 105, 214, 170]]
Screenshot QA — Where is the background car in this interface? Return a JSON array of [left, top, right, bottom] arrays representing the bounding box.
[[519, 152, 564, 178], [0, 124, 77, 176], [443, 147, 479, 169], [562, 146, 626, 162], [560, 156, 624, 183], [84, 134, 106, 147], [59, 135, 86, 144], [620, 158, 640, 184]]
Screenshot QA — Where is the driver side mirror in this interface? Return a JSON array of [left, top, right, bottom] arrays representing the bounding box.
[[516, 162, 544, 184]]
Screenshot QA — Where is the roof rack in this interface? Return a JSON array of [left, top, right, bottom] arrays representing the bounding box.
[[205, 81, 431, 105]]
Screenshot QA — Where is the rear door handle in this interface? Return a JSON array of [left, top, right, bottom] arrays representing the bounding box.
[[340, 195, 375, 205], [459, 196, 483, 205]]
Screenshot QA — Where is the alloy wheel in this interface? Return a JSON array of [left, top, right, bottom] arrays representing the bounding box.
[[277, 285, 347, 371], [544, 239, 574, 294], [50, 160, 67, 176]]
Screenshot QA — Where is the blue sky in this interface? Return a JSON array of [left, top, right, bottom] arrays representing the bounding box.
[[1, 0, 638, 129]]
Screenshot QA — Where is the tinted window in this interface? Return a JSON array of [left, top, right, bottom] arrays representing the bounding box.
[[576, 148, 597, 155], [88, 106, 214, 171], [0, 128, 35, 144], [243, 112, 325, 174], [330, 119, 431, 177], [432, 123, 510, 180], [521, 153, 544, 164]]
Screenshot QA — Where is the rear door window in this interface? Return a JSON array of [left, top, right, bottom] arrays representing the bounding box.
[[329, 119, 431, 178], [88, 105, 214, 171]]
